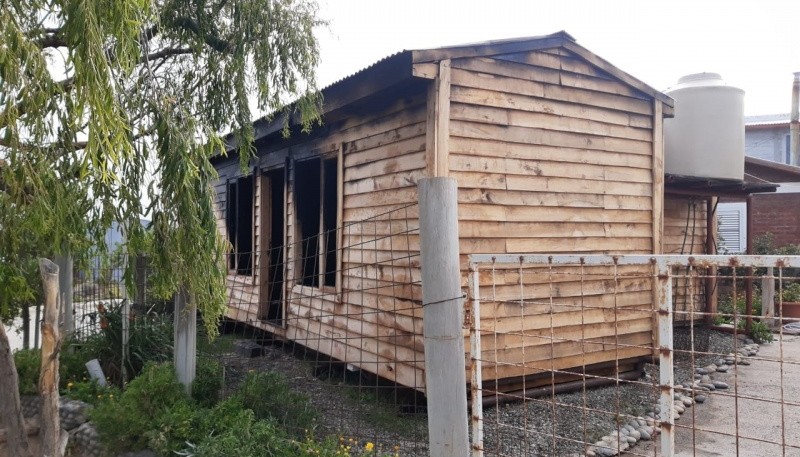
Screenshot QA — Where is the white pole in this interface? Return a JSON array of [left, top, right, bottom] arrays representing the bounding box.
[[762, 267, 775, 327], [469, 265, 484, 457], [791, 73, 800, 166], [55, 253, 73, 336], [173, 287, 196, 393], [418, 177, 470, 457], [655, 259, 675, 456]]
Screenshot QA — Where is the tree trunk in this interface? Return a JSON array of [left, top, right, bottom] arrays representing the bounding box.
[[22, 304, 30, 349], [39, 258, 63, 457], [0, 322, 32, 456]]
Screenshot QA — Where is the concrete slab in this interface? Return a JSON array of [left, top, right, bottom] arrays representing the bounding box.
[[633, 334, 800, 457]]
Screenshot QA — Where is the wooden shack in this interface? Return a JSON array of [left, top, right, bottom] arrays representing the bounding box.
[[211, 31, 677, 391]]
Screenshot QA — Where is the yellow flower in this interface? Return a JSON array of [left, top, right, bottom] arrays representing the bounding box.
[[364, 442, 375, 452], [67, 382, 74, 389]]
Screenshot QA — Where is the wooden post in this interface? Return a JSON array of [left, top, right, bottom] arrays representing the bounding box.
[[0, 323, 31, 456], [120, 274, 130, 387], [39, 258, 65, 457], [55, 254, 73, 336], [705, 197, 718, 324], [418, 177, 469, 456], [134, 255, 147, 306], [745, 196, 754, 332], [173, 287, 196, 393]]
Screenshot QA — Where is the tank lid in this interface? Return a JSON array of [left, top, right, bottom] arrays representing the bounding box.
[[666, 72, 743, 93]]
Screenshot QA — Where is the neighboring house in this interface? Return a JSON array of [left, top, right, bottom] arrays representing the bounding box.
[[212, 31, 683, 391], [718, 157, 800, 251], [745, 113, 795, 165]]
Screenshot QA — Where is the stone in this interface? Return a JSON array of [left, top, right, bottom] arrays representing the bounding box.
[[234, 340, 264, 358], [713, 381, 729, 389], [695, 367, 708, 375], [701, 374, 712, 383], [626, 436, 637, 444], [699, 383, 716, 391], [682, 397, 693, 407], [629, 430, 641, 440], [594, 446, 615, 457], [739, 359, 751, 366], [640, 430, 652, 441], [695, 394, 707, 403], [716, 365, 729, 372], [705, 364, 718, 372], [59, 399, 91, 431], [585, 450, 597, 457]]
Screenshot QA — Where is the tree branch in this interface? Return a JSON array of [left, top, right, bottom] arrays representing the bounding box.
[[171, 16, 231, 53], [35, 33, 67, 49], [140, 47, 194, 64]]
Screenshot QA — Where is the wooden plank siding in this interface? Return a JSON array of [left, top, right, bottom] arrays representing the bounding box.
[[449, 49, 659, 380], [663, 195, 709, 320], [212, 86, 429, 389], [211, 38, 675, 392]]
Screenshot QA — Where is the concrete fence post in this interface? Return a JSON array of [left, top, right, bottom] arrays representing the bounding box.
[[173, 287, 196, 393], [418, 177, 470, 456], [55, 253, 73, 336]]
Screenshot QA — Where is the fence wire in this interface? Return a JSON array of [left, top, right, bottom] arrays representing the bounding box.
[[468, 254, 800, 457], [221, 202, 429, 455]]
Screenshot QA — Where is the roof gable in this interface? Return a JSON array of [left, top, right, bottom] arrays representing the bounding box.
[[233, 31, 672, 149]]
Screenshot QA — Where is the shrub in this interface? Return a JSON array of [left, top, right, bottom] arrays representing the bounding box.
[[717, 293, 762, 324], [179, 408, 296, 457], [63, 379, 120, 405], [782, 283, 800, 302], [91, 362, 196, 454], [232, 371, 317, 436], [80, 304, 172, 385], [191, 358, 224, 407], [13, 349, 41, 396], [745, 320, 774, 344]]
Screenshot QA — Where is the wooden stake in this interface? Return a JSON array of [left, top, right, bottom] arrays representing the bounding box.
[[418, 177, 469, 456], [38, 258, 63, 457]]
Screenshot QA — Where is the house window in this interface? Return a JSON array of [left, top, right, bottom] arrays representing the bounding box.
[[226, 175, 254, 275], [295, 156, 339, 288]]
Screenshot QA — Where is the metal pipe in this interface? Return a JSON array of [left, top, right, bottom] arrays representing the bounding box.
[[791, 72, 800, 166], [656, 260, 675, 456], [745, 196, 754, 333], [469, 266, 484, 457]]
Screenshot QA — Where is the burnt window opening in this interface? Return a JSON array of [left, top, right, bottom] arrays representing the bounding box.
[[295, 156, 339, 288], [259, 168, 286, 323], [226, 175, 254, 275]]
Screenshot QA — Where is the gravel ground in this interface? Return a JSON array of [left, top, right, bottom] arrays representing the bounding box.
[[218, 327, 750, 457]]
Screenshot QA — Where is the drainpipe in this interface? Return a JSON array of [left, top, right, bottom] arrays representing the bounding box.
[[791, 72, 800, 166]]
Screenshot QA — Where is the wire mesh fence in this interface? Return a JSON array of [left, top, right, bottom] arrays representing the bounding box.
[[221, 202, 430, 455], [467, 254, 800, 457]]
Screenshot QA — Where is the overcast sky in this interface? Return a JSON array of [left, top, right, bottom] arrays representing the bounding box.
[[315, 0, 800, 116]]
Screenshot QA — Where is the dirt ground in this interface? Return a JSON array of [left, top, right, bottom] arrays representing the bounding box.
[[633, 334, 800, 457]]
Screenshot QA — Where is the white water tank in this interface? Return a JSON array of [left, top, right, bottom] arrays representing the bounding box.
[[664, 73, 745, 180]]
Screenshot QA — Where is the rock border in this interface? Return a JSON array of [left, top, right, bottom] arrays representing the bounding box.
[[586, 341, 761, 457]]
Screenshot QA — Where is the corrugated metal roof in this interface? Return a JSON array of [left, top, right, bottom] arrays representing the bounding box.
[[745, 113, 790, 127]]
